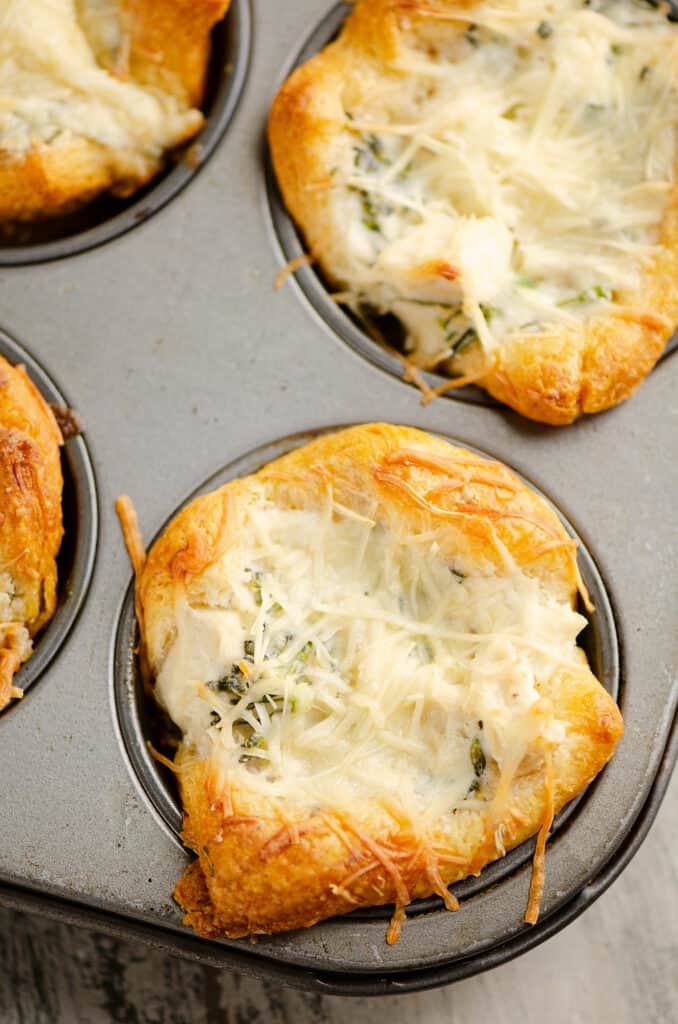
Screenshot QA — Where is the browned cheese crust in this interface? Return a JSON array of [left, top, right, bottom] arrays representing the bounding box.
[[137, 424, 623, 941], [268, 0, 678, 424], [0, 356, 63, 710], [0, 0, 230, 221]]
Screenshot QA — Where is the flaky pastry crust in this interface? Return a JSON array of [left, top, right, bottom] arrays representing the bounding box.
[[0, 356, 63, 710], [268, 0, 678, 424], [134, 424, 623, 941]]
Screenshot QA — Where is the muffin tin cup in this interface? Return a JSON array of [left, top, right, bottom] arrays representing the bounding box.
[[113, 425, 621, 932], [266, 1, 678, 398], [0, 0, 675, 995], [0, 328, 98, 712], [0, 0, 251, 266]]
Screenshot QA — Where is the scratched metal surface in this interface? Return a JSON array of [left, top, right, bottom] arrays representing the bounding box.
[[0, 0, 676, 992]]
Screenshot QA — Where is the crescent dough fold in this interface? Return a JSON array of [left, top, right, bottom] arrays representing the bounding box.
[[133, 424, 623, 942]]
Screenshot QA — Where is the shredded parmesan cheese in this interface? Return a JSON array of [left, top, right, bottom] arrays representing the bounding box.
[[525, 746, 555, 923], [154, 478, 585, 850], [118, 440, 603, 930], [275, 253, 315, 290]]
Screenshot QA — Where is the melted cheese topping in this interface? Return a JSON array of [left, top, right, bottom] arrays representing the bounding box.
[[156, 485, 587, 825], [327, 0, 678, 366], [0, 0, 202, 174]]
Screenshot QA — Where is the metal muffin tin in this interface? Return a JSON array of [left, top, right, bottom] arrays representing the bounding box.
[[0, 0, 676, 995]]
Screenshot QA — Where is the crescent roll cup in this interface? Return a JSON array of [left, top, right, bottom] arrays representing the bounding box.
[[0, 0, 230, 221], [268, 0, 678, 424], [0, 355, 63, 710], [123, 424, 623, 943]]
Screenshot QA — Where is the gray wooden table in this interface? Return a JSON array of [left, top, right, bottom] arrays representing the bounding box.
[[2, 770, 675, 1024]]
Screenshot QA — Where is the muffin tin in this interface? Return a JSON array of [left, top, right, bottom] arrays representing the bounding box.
[[0, 0, 676, 995]]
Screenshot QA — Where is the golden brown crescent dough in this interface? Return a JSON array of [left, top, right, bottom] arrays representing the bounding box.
[[131, 424, 623, 942], [0, 0, 230, 221], [268, 0, 678, 424], [0, 355, 63, 710]]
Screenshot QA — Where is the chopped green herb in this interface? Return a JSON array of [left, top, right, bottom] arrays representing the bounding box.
[[297, 641, 314, 664], [248, 570, 263, 606], [470, 737, 486, 777], [465, 24, 481, 47], [519, 320, 543, 332], [558, 284, 613, 306], [245, 734, 264, 749], [438, 308, 465, 332], [537, 21, 553, 38], [213, 666, 248, 702], [516, 276, 538, 289], [366, 133, 387, 164], [448, 327, 477, 355], [244, 639, 255, 660], [587, 102, 606, 112], [266, 630, 294, 659], [403, 298, 460, 309], [264, 693, 286, 710], [639, 65, 651, 81], [349, 186, 382, 233], [209, 711, 221, 727], [610, 43, 623, 56], [503, 103, 522, 121], [479, 303, 499, 323], [201, 845, 215, 876], [362, 202, 380, 232]]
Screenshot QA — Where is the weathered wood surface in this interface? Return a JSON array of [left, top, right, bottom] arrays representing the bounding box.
[[1, 771, 676, 1024]]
